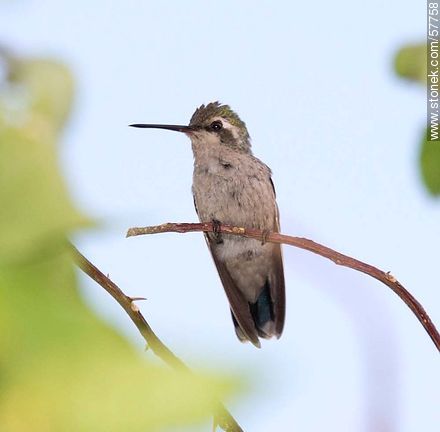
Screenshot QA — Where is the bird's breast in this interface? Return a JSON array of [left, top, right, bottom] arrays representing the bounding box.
[[192, 154, 276, 231]]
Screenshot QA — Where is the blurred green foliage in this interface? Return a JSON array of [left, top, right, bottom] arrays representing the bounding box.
[[0, 53, 238, 431], [421, 128, 440, 195], [394, 43, 440, 196], [394, 43, 427, 85]]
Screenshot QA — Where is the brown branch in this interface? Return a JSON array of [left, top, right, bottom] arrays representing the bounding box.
[[126, 222, 440, 354], [71, 245, 244, 432]]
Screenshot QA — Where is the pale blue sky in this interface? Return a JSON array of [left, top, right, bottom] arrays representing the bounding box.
[[1, 1, 438, 431]]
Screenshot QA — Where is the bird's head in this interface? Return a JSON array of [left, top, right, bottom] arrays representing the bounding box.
[[188, 101, 251, 152], [130, 101, 251, 153]]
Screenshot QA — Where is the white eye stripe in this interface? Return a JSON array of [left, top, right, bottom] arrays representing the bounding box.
[[211, 117, 239, 138]]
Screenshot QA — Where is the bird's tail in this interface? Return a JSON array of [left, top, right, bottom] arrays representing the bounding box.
[[231, 280, 280, 345]]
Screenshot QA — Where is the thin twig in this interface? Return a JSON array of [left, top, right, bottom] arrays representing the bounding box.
[[71, 245, 244, 432], [126, 222, 440, 353]]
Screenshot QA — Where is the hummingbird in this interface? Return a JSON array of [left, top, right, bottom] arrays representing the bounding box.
[[130, 102, 285, 348]]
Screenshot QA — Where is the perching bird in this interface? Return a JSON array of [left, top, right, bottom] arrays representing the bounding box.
[[130, 102, 285, 347]]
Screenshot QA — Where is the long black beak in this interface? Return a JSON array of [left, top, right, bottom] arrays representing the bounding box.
[[129, 124, 195, 133]]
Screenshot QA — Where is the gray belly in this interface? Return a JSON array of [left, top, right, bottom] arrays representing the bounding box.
[[192, 159, 279, 303], [192, 169, 276, 230], [193, 167, 277, 267]]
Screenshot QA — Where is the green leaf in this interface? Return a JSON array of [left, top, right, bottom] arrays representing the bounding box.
[[0, 56, 86, 264], [0, 124, 89, 264], [394, 43, 427, 85], [420, 128, 440, 195]]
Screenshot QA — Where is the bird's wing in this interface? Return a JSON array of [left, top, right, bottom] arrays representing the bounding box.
[[268, 176, 286, 337], [193, 196, 260, 347], [268, 228, 286, 337], [206, 237, 261, 347]]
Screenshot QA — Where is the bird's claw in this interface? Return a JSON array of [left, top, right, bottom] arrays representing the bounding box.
[[261, 229, 271, 245], [212, 219, 223, 244]]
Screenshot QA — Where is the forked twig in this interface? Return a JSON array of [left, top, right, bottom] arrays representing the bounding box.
[[71, 245, 244, 432], [126, 222, 440, 353]]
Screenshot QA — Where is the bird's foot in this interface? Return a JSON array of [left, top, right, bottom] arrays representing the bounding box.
[[261, 229, 271, 245], [212, 219, 224, 244]]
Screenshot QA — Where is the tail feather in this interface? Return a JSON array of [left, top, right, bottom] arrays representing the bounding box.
[[231, 279, 280, 343], [231, 312, 248, 342], [250, 280, 276, 339]]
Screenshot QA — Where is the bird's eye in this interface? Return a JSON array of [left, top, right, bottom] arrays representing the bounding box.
[[210, 120, 223, 131]]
